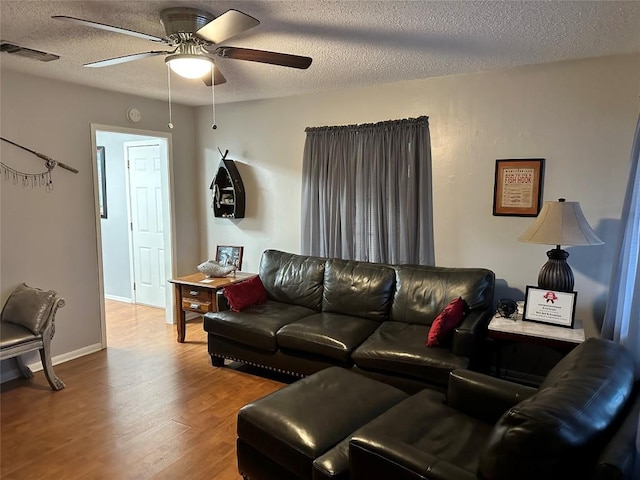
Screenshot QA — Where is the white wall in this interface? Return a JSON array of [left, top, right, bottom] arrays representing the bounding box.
[[197, 54, 640, 337], [1, 54, 637, 382], [0, 71, 199, 378]]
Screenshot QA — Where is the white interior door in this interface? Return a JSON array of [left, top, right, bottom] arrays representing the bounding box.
[[126, 140, 166, 308]]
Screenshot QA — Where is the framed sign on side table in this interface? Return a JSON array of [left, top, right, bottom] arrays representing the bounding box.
[[493, 158, 545, 216], [524, 286, 577, 328]]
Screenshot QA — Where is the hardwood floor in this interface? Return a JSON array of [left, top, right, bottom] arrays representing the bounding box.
[[1, 300, 285, 479]]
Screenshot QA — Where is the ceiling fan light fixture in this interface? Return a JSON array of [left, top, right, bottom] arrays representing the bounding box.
[[165, 54, 213, 79]]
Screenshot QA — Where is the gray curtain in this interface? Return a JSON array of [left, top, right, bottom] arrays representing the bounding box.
[[301, 116, 434, 265], [600, 113, 640, 478], [602, 113, 640, 370]]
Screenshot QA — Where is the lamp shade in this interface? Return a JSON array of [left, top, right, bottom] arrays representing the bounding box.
[[518, 199, 603, 247], [165, 54, 213, 79]]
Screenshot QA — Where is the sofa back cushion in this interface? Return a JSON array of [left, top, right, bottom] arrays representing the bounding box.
[[390, 265, 494, 325], [478, 338, 636, 480], [259, 250, 326, 311], [322, 259, 395, 321]]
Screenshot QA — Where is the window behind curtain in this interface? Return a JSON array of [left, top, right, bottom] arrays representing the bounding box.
[[301, 116, 434, 265]]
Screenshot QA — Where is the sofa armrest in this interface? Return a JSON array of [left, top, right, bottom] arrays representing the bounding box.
[[447, 369, 537, 424], [350, 435, 477, 480], [451, 308, 491, 358]]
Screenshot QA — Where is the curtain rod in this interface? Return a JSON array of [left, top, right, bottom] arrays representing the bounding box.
[[305, 115, 429, 133]]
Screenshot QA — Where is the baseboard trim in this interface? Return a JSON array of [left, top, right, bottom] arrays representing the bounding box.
[[26, 343, 104, 372], [105, 294, 132, 303]]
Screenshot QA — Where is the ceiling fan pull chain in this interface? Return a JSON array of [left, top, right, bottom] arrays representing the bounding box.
[[211, 64, 217, 130], [167, 65, 174, 129]]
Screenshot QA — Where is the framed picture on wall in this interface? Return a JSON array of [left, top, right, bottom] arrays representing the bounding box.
[[216, 245, 244, 270], [97, 146, 107, 219], [493, 158, 545, 216]]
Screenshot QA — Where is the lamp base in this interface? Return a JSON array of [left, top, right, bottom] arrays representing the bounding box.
[[537, 248, 574, 293]]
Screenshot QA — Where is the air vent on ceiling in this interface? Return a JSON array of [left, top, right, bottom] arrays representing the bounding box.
[[0, 41, 59, 62]]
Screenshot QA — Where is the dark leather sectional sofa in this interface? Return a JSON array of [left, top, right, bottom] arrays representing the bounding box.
[[237, 337, 640, 480], [203, 249, 495, 392]]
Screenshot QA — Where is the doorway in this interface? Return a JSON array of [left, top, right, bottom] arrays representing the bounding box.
[[91, 125, 176, 348]]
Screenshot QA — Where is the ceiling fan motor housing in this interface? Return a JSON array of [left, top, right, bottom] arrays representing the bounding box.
[[160, 7, 215, 38]]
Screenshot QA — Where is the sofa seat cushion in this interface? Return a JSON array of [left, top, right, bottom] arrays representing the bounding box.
[[352, 322, 469, 387], [276, 313, 380, 363], [203, 301, 315, 352], [237, 366, 409, 480], [350, 389, 492, 480]]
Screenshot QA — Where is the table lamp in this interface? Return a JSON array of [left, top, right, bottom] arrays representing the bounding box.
[[518, 198, 603, 292]]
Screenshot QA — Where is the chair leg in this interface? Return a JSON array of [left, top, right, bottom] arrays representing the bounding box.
[[14, 355, 34, 379], [39, 339, 64, 391]]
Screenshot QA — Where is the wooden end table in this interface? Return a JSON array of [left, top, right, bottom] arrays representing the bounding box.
[[168, 272, 256, 343]]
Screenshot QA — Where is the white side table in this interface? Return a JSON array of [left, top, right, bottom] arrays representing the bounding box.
[[488, 314, 585, 349]]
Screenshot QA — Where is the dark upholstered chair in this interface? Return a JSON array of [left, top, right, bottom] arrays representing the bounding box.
[[0, 283, 66, 390], [349, 338, 639, 480]]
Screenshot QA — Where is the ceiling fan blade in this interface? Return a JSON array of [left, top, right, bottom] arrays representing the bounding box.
[[52, 15, 167, 43], [215, 47, 312, 69], [196, 9, 259, 44], [84, 51, 169, 68], [203, 67, 227, 87]]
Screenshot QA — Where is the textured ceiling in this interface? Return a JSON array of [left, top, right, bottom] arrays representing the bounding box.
[[1, 1, 639, 106]]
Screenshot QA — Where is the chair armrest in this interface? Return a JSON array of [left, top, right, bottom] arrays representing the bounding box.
[[593, 386, 640, 480], [451, 308, 491, 358], [447, 369, 537, 424]]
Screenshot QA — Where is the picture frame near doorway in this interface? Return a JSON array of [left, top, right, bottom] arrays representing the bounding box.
[[216, 245, 244, 270], [96, 146, 107, 218]]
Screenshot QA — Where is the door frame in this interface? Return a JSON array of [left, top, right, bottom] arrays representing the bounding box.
[[91, 124, 177, 349]]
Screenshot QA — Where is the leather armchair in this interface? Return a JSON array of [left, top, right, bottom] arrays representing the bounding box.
[[349, 338, 638, 480]]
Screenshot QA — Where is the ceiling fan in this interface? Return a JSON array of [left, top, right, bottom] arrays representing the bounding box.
[[52, 7, 313, 86]]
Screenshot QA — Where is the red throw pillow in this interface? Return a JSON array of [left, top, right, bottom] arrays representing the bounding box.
[[223, 276, 268, 312], [426, 297, 466, 347]]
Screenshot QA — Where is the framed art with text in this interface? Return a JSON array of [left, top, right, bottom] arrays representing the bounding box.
[[523, 286, 577, 328], [493, 158, 545, 216]]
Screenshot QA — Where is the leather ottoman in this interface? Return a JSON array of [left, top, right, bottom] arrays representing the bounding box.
[[237, 366, 409, 480]]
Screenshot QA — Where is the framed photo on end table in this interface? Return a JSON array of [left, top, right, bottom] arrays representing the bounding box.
[[524, 286, 577, 328], [493, 158, 544, 216], [216, 245, 244, 270]]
